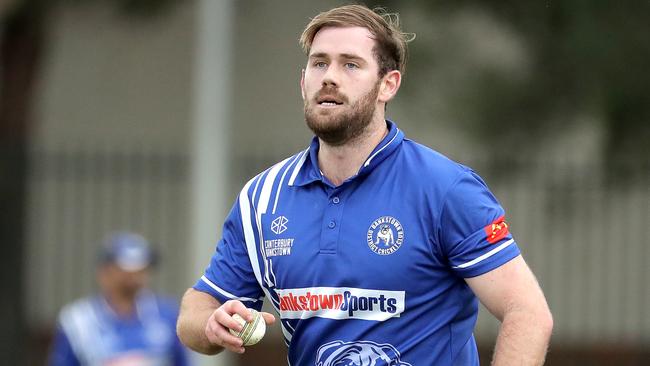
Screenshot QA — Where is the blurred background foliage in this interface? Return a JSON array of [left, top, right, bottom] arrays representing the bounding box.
[[380, 0, 649, 174], [1, 0, 182, 135], [3, 0, 649, 164]]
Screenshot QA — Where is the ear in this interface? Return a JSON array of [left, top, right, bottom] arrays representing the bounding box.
[[378, 70, 401, 103], [300, 69, 306, 100]]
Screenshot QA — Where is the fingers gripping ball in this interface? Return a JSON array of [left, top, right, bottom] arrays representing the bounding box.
[[229, 309, 266, 346]]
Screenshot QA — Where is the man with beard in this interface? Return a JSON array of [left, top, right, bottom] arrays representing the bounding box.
[[48, 232, 190, 365], [177, 4, 553, 365]]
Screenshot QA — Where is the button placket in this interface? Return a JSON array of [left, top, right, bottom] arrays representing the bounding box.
[[319, 192, 345, 254]]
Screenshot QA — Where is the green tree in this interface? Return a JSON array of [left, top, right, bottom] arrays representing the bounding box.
[[387, 0, 649, 173]]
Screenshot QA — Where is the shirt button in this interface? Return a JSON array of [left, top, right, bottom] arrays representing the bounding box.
[[328, 220, 336, 229], [332, 197, 340, 204]]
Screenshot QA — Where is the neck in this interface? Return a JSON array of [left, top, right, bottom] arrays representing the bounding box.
[[105, 289, 138, 317], [318, 117, 388, 186]]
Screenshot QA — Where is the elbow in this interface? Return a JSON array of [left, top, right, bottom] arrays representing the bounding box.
[[175, 313, 191, 348], [503, 300, 554, 341], [175, 299, 224, 356], [175, 289, 199, 350], [523, 300, 553, 342], [539, 306, 554, 340]]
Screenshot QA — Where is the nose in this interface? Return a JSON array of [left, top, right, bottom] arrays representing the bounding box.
[[321, 64, 340, 87], [322, 79, 337, 88]]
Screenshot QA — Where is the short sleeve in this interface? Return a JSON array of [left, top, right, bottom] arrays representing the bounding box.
[[193, 199, 265, 310], [440, 170, 520, 278]]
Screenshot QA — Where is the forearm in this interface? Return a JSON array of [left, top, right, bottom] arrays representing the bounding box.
[[491, 307, 553, 366], [176, 288, 223, 355]]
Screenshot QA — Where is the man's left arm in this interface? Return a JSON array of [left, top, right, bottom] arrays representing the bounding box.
[[466, 255, 553, 366]]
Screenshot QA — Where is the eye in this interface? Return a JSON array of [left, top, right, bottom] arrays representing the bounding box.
[[344, 62, 360, 69], [313, 61, 327, 68]]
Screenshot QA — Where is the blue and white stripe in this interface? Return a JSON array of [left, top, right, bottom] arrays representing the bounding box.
[[237, 151, 309, 345]]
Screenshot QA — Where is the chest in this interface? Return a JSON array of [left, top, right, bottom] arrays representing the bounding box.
[[74, 308, 176, 365], [257, 181, 447, 291], [101, 317, 173, 352]]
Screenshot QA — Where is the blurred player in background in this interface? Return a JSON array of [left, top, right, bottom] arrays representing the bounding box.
[[48, 232, 190, 366], [177, 4, 552, 365]]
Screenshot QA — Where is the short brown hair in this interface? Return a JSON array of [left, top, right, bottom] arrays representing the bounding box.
[[299, 4, 414, 76]]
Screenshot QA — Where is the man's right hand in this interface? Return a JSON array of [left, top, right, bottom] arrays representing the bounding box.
[[177, 289, 275, 355], [204, 299, 276, 354]]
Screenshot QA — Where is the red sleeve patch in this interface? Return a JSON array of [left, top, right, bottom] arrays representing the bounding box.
[[484, 216, 509, 244]]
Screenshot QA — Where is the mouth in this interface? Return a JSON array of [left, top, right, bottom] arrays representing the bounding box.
[[316, 95, 344, 107]]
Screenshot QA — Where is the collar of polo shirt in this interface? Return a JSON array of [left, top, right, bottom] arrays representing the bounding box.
[[292, 120, 404, 188]]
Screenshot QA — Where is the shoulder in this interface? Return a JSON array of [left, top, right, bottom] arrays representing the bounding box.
[[220, 151, 307, 235], [239, 149, 308, 200], [59, 297, 95, 320], [397, 139, 473, 189], [58, 296, 99, 335]]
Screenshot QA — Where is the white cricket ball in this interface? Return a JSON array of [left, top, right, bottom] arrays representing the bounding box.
[[229, 309, 266, 346]]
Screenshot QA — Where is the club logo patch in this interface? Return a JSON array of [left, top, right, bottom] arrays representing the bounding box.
[[367, 216, 404, 255], [271, 216, 289, 235]]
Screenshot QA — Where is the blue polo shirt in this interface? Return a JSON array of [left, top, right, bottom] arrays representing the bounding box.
[[195, 120, 520, 365], [49, 291, 189, 366]]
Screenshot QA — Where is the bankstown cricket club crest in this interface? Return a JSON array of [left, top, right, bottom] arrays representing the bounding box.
[[367, 216, 404, 255]]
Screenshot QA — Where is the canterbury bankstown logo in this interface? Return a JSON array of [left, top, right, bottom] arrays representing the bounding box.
[[271, 216, 288, 234], [276, 287, 405, 321], [316, 340, 412, 366], [367, 216, 404, 255]]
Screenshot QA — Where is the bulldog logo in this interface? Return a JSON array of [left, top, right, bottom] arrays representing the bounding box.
[[366, 216, 404, 256], [374, 225, 395, 246], [315, 340, 411, 366]]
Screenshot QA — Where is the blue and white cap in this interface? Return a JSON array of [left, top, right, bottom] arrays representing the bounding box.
[[101, 232, 155, 271]]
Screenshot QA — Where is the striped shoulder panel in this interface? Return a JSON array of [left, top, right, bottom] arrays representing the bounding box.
[[236, 151, 305, 347], [59, 298, 103, 364], [237, 153, 302, 286], [241, 150, 307, 209]]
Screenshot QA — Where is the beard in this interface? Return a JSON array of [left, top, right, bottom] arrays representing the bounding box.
[[304, 80, 381, 146]]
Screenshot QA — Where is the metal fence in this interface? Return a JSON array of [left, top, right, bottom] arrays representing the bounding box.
[[25, 143, 190, 328], [471, 157, 650, 346], [25, 145, 650, 350]]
